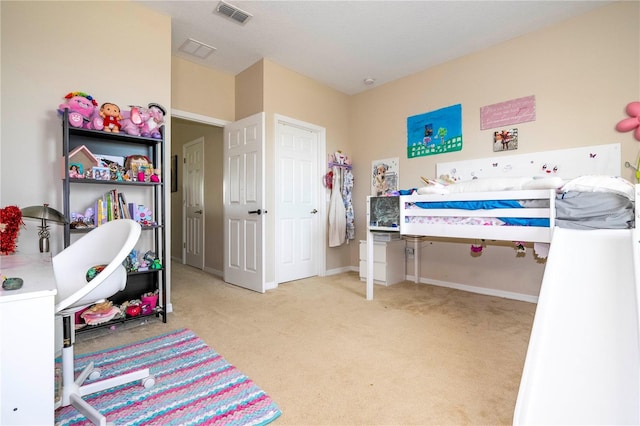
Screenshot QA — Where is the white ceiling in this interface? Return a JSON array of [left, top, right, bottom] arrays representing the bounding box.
[[137, 0, 611, 95]]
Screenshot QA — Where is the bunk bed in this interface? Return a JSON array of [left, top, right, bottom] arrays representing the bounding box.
[[364, 142, 640, 424]]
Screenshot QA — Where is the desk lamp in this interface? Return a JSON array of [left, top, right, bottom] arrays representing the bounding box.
[[21, 204, 66, 252]]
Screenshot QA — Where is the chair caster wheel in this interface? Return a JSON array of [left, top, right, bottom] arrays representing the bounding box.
[[89, 370, 101, 380], [142, 376, 155, 389]]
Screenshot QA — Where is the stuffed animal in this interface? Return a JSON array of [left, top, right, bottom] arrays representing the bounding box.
[[120, 105, 146, 136], [99, 102, 123, 133], [140, 103, 166, 139], [57, 91, 102, 129]]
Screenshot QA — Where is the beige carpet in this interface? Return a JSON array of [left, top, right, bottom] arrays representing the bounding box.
[[75, 262, 536, 425]]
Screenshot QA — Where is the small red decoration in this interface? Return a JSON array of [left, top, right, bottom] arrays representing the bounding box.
[[0, 206, 23, 255]]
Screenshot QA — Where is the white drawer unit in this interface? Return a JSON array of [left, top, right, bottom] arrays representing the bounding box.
[[359, 239, 405, 286]]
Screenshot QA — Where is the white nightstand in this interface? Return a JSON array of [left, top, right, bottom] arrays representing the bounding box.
[[359, 238, 405, 286]]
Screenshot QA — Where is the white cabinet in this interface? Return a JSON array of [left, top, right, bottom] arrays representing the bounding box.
[[359, 239, 405, 286], [0, 254, 56, 425]]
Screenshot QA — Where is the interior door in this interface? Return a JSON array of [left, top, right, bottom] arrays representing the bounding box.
[[183, 137, 205, 269], [223, 113, 265, 292], [276, 121, 319, 283]]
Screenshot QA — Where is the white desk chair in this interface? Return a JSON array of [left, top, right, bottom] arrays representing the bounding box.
[[53, 219, 155, 426]]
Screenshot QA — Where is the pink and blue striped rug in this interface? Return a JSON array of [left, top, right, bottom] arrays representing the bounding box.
[[55, 328, 281, 425]]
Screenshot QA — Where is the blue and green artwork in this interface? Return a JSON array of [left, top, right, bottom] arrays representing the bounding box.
[[407, 104, 462, 158]]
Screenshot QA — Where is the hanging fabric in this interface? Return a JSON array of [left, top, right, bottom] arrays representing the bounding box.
[[328, 165, 346, 247], [343, 168, 354, 242]]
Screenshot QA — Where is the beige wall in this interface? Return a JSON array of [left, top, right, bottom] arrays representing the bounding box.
[[172, 57, 235, 122], [236, 61, 264, 120], [170, 119, 224, 273], [349, 1, 640, 296]]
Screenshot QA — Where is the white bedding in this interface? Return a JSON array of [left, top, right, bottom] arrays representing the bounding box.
[[400, 175, 635, 243], [417, 174, 635, 200]]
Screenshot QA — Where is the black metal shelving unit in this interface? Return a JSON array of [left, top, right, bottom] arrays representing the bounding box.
[[61, 110, 167, 331]]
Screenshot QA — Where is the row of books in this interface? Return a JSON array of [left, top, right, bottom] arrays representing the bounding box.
[[95, 189, 151, 226]]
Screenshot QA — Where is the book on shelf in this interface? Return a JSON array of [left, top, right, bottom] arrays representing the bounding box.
[[92, 189, 138, 226]]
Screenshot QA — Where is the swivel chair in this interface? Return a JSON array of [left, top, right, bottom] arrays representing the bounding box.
[[53, 219, 154, 426]]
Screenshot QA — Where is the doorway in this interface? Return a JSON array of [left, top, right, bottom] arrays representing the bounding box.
[[171, 111, 228, 276], [171, 110, 326, 285]]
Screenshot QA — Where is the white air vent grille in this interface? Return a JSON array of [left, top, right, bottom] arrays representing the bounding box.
[[179, 38, 217, 59], [215, 1, 252, 25]]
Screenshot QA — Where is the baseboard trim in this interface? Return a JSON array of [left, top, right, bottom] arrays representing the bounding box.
[[203, 266, 222, 277], [406, 275, 538, 303], [326, 266, 356, 276]]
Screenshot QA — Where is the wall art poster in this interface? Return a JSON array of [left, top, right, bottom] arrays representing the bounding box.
[[480, 95, 535, 130], [371, 157, 399, 196], [407, 104, 462, 158], [493, 128, 519, 152]]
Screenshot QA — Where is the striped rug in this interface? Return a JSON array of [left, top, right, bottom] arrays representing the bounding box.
[[55, 328, 282, 425]]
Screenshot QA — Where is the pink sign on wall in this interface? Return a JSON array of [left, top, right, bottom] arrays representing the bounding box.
[[480, 95, 536, 130]]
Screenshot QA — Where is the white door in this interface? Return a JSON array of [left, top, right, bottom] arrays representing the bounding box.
[[183, 138, 205, 269], [223, 113, 265, 292], [275, 121, 320, 283]]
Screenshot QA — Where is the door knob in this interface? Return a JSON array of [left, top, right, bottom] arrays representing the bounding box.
[[310, 209, 318, 214], [248, 209, 267, 215], [194, 210, 203, 214]]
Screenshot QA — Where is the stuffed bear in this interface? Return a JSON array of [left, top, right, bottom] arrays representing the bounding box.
[[57, 91, 102, 129]]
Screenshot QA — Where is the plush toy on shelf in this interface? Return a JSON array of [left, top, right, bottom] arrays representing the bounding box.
[[99, 102, 123, 133], [140, 103, 166, 139], [57, 91, 102, 129], [120, 105, 146, 136]]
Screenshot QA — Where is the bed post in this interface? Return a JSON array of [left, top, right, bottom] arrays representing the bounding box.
[[403, 235, 424, 284], [366, 196, 374, 300]]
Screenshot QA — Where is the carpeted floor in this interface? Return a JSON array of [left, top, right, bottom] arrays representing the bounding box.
[[56, 328, 281, 426], [74, 262, 536, 425]]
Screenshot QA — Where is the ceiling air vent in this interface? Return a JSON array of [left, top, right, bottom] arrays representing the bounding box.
[[215, 1, 252, 25], [179, 38, 217, 59]]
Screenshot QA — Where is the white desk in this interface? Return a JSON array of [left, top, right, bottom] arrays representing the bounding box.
[[0, 253, 57, 425]]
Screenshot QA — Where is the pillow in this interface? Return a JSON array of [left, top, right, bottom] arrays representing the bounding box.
[[561, 175, 635, 201], [521, 176, 565, 190], [417, 185, 449, 195], [447, 177, 532, 193]]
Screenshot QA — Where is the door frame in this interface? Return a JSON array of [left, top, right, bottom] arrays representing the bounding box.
[[171, 109, 230, 267], [274, 114, 327, 282]]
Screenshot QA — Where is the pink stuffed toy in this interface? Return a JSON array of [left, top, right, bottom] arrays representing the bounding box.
[[58, 91, 102, 129], [616, 101, 640, 141], [140, 103, 166, 139], [120, 105, 147, 136]]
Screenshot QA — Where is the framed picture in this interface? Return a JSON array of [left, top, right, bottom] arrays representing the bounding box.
[[69, 162, 84, 178], [371, 157, 399, 196], [92, 166, 110, 181], [493, 128, 519, 152], [171, 155, 178, 192]]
